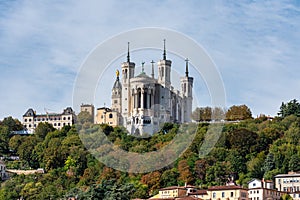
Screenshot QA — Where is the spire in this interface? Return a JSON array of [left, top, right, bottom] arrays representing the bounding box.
[[151, 60, 155, 78], [163, 39, 166, 60], [127, 42, 130, 62], [141, 61, 145, 73], [185, 58, 189, 77]]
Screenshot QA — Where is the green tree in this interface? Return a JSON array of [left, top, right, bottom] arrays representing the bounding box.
[[17, 136, 39, 168], [262, 153, 275, 176], [278, 99, 300, 117], [9, 135, 24, 152], [77, 111, 93, 125], [280, 194, 293, 200], [1, 116, 23, 132], [225, 105, 252, 121], [226, 128, 258, 156], [288, 154, 300, 172], [35, 122, 55, 140]]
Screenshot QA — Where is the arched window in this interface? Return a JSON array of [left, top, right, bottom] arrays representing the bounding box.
[[137, 88, 141, 108], [109, 113, 113, 118]]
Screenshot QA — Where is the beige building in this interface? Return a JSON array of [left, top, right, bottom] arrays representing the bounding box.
[[80, 104, 95, 122], [153, 185, 206, 199], [95, 107, 120, 127], [23, 107, 76, 133], [207, 185, 248, 200], [248, 178, 284, 200], [275, 172, 300, 193]]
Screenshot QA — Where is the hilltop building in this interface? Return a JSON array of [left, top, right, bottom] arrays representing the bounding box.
[[80, 104, 95, 122], [96, 41, 194, 135], [22, 107, 76, 133], [248, 178, 284, 200], [275, 171, 300, 194]]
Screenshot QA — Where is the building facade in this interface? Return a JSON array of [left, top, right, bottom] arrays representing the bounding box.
[[104, 41, 194, 135], [275, 172, 300, 193], [248, 178, 283, 200], [22, 107, 76, 133], [207, 185, 248, 200], [80, 104, 95, 122], [95, 107, 120, 127]]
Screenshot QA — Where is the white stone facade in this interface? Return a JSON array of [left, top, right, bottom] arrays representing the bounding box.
[[111, 42, 193, 135], [22, 107, 76, 133]]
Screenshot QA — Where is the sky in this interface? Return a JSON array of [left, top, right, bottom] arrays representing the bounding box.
[[0, 0, 300, 120]]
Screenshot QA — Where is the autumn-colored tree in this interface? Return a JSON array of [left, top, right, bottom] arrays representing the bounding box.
[[141, 171, 161, 194], [191, 107, 212, 122], [225, 105, 252, 121], [178, 159, 193, 185]]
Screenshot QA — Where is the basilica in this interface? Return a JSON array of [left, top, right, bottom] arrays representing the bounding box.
[[99, 41, 194, 135]]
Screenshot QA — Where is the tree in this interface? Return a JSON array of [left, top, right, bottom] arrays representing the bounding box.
[[262, 153, 275, 176], [17, 136, 39, 168], [212, 107, 226, 121], [77, 111, 94, 125], [178, 159, 193, 185], [35, 122, 55, 140], [280, 194, 293, 200], [9, 135, 24, 152], [226, 128, 258, 156], [225, 105, 252, 121], [288, 154, 300, 172], [191, 107, 212, 122], [1, 116, 23, 132], [278, 99, 300, 117]]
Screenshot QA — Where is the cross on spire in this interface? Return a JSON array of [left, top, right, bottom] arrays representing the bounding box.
[[141, 61, 145, 73], [185, 58, 189, 77], [151, 60, 155, 78]]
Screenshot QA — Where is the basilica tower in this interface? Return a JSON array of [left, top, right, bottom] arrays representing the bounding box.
[[111, 70, 122, 113], [180, 58, 193, 122], [121, 42, 135, 124], [157, 39, 172, 88]]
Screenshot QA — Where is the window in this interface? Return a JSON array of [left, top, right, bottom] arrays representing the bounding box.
[[68, 117, 70, 120], [230, 192, 234, 197], [25, 119, 27, 122], [29, 119, 32, 122], [114, 100, 118, 104], [58, 123, 60, 126], [63, 117, 66, 120], [253, 183, 256, 187], [222, 192, 225, 197], [109, 114, 113, 118], [213, 192, 216, 198]]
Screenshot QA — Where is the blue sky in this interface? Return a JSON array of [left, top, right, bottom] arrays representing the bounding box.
[[0, 0, 300, 120]]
